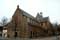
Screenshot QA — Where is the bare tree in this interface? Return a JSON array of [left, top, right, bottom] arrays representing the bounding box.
[[1, 16, 8, 26]]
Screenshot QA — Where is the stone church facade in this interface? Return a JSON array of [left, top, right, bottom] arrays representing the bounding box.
[[7, 5, 53, 38]]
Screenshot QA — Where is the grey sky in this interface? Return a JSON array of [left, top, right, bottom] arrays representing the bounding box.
[[0, 0, 60, 24]]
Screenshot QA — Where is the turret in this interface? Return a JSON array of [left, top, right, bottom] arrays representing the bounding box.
[[36, 12, 43, 21]]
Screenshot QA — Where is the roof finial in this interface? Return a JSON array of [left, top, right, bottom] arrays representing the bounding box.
[[17, 5, 19, 9]]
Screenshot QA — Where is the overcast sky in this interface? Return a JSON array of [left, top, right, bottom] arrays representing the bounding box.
[[0, 0, 60, 24]]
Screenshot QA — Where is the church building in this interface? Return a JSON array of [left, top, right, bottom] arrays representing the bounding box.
[[7, 5, 53, 38]]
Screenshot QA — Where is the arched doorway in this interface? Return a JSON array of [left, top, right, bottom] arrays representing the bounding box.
[[14, 32, 17, 37]]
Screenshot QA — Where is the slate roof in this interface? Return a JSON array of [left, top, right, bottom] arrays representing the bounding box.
[[17, 5, 34, 19], [22, 9, 49, 22], [17, 5, 49, 22], [43, 17, 49, 21], [39, 17, 49, 22], [22, 11, 34, 19]]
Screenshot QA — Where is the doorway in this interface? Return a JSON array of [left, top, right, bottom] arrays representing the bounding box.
[[14, 32, 17, 37]]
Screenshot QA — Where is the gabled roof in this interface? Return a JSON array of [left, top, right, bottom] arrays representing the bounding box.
[[16, 5, 34, 19], [22, 11, 34, 19], [43, 17, 49, 21], [15, 5, 50, 22], [40, 17, 49, 22]]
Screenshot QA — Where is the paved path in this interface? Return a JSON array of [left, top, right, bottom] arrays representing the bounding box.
[[0, 36, 60, 40]]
